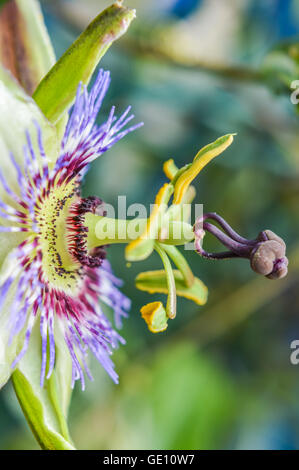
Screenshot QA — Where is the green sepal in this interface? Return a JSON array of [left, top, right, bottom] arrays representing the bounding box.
[[12, 370, 74, 450], [33, 2, 136, 124], [136, 269, 208, 306], [12, 322, 74, 450]]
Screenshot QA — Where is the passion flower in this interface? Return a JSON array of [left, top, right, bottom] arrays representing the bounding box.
[[0, 68, 142, 389]]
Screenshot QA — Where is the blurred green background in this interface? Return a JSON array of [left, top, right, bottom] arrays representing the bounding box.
[[1, 0, 299, 450]]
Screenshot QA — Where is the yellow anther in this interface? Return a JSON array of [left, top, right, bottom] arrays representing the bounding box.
[[136, 270, 208, 306], [163, 159, 179, 180], [140, 301, 168, 333], [173, 134, 234, 204], [125, 183, 173, 261]]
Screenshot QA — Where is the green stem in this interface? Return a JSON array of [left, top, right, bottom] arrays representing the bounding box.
[[85, 214, 195, 249], [160, 243, 194, 288], [154, 242, 177, 319], [123, 37, 265, 84]]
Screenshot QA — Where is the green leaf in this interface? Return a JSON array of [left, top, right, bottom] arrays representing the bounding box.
[[136, 269, 208, 306], [0, 0, 56, 95], [33, 2, 136, 124], [12, 322, 74, 450]]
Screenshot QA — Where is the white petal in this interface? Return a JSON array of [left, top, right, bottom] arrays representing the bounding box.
[[0, 66, 59, 184], [0, 275, 26, 388], [0, 67, 60, 263]]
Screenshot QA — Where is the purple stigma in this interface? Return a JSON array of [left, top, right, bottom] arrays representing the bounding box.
[[194, 213, 288, 280]]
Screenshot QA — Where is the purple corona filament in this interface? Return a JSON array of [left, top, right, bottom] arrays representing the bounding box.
[[0, 69, 142, 389]]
